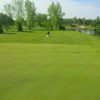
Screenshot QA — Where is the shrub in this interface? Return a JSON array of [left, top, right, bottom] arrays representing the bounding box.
[[0, 24, 3, 33], [17, 22, 23, 32], [59, 25, 65, 30]]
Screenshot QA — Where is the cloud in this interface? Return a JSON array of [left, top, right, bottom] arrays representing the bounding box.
[[0, 0, 12, 12], [0, 0, 100, 19], [55, 0, 100, 18]]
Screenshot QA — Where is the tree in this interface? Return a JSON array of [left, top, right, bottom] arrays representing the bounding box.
[[4, 3, 13, 19], [84, 19, 92, 25], [25, 0, 36, 29], [82, 17, 86, 25], [36, 13, 48, 27], [48, 2, 65, 29], [0, 13, 14, 33], [12, 0, 24, 31], [63, 18, 73, 26], [0, 24, 3, 33], [77, 18, 83, 25], [72, 17, 77, 24], [94, 16, 100, 34], [95, 16, 100, 26]]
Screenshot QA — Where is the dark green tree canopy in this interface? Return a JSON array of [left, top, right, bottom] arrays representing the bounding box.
[[36, 13, 48, 27], [0, 13, 14, 31]]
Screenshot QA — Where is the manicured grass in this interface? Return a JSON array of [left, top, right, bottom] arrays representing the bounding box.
[[0, 43, 100, 100], [0, 30, 100, 100], [0, 30, 100, 46]]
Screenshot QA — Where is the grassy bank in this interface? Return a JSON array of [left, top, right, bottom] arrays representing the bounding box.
[[0, 30, 100, 46]]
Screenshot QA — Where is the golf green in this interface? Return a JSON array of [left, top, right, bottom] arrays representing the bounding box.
[[0, 43, 100, 100]]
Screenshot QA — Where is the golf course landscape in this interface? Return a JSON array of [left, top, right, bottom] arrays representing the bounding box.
[[0, 30, 100, 100], [0, 0, 100, 99]]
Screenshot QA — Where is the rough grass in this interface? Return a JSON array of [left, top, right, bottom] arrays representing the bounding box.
[[0, 30, 100, 100], [0, 30, 100, 46]]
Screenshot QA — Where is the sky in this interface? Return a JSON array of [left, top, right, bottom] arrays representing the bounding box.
[[0, 0, 100, 19]]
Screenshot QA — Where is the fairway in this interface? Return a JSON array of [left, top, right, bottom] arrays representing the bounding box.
[[0, 43, 100, 100], [0, 0, 100, 99]]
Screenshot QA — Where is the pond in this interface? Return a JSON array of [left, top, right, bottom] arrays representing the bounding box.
[[75, 29, 95, 35], [66, 28, 100, 36]]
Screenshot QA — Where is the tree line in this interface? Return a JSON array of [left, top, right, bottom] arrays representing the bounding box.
[[0, 0, 100, 33], [0, 0, 65, 33]]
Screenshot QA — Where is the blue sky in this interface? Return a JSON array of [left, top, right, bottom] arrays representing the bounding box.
[[0, 0, 100, 19], [73, 0, 95, 3], [73, 0, 91, 2]]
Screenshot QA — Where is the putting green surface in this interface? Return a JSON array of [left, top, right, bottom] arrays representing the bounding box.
[[0, 43, 100, 100]]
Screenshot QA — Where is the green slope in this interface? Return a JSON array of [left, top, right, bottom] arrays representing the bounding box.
[[0, 30, 100, 46]]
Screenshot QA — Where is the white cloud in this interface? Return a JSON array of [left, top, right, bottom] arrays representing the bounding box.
[[55, 0, 100, 19], [0, 0, 100, 19], [0, 0, 12, 12]]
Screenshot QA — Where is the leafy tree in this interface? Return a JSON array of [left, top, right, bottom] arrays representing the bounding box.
[[82, 17, 86, 25], [4, 3, 13, 19], [77, 18, 83, 25], [0, 13, 14, 33], [16, 18, 23, 32], [63, 18, 73, 26], [94, 16, 100, 34], [0, 24, 3, 33], [95, 16, 100, 26], [48, 2, 65, 29], [72, 17, 77, 24], [25, 0, 36, 29], [36, 13, 48, 27], [85, 19, 93, 26], [12, 0, 24, 31]]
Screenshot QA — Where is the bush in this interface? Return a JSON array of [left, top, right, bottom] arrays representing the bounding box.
[[59, 25, 65, 30], [0, 24, 3, 33], [0, 13, 14, 31], [94, 25, 100, 36], [17, 22, 23, 32]]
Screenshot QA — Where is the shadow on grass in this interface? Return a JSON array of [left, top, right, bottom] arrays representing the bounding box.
[[22, 29, 51, 33], [23, 30, 35, 33], [0, 32, 16, 34], [0, 29, 55, 34]]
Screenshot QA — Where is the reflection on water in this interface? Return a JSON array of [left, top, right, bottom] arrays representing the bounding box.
[[75, 29, 95, 35], [66, 28, 100, 36]]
